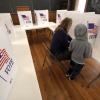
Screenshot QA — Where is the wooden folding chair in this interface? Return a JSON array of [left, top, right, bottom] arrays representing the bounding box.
[[42, 42, 66, 77]]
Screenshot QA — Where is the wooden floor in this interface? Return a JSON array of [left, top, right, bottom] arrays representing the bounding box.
[[27, 32, 100, 100]]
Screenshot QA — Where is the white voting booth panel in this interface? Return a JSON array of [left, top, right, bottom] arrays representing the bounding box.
[[56, 10, 67, 24], [0, 26, 17, 100], [34, 10, 49, 25], [7, 29, 42, 100], [17, 11, 33, 27], [83, 12, 95, 14], [0, 13, 15, 38], [66, 11, 83, 38], [94, 15, 100, 50], [83, 14, 100, 45]]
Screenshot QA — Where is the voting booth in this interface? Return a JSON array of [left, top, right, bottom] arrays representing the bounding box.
[[0, 13, 15, 38], [17, 11, 33, 27], [56, 10, 67, 24], [34, 10, 49, 25], [65, 11, 100, 45], [0, 21, 17, 100]]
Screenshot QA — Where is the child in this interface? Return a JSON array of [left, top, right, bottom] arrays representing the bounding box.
[[66, 23, 92, 80]]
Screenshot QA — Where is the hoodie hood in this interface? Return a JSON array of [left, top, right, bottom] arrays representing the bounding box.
[[74, 23, 88, 41]]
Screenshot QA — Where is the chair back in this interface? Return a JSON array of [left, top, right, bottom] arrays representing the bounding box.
[[42, 42, 56, 61], [42, 42, 66, 73]]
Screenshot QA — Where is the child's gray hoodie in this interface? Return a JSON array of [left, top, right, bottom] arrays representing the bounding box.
[[69, 23, 92, 64]]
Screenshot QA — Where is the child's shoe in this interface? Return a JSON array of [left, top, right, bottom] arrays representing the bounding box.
[[69, 75, 75, 80], [65, 72, 70, 77]]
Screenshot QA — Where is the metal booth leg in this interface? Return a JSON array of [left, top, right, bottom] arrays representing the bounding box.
[[87, 73, 100, 88]]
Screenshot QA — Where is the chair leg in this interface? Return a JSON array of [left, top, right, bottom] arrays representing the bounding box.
[[87, 73, 100, 88], [48, 31, 53, 41], [42, 54, 47, 69], [48, 62, 54, 77], [59, 62, 66, 73]]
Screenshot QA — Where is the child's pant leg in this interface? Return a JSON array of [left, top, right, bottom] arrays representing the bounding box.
[[70, 60, 83, 78], [71, 65, 83, 77]]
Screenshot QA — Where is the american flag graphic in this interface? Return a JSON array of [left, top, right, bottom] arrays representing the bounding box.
[[21, 15, 30, 21], [87, 22, 98, 34], [58, 14, 61, 23], [40, 13, 46, 18], [0, 49, 10, 70]]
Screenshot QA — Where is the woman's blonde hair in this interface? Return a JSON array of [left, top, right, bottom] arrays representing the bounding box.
[[55, 17, 72, 32]]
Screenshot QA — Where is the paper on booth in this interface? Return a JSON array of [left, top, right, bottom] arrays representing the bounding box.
[[34, 10, 49, 25], [56, 10, 67, 25], [17, 11, 33, 28]]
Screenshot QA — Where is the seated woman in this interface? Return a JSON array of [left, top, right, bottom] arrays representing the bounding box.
[[50, 17, 72, 61]]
